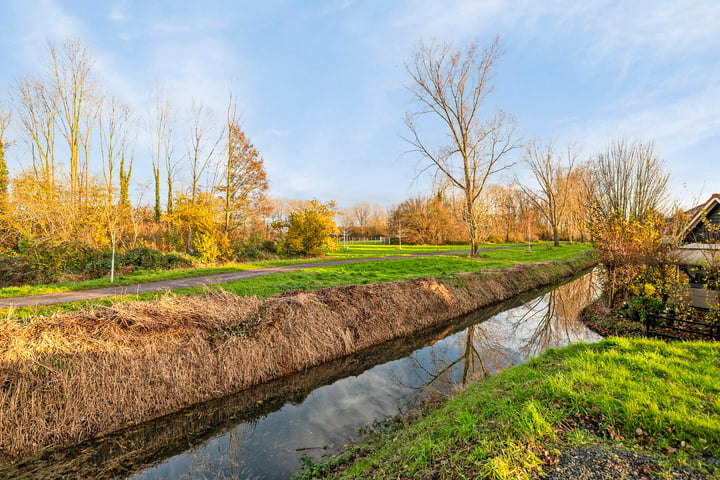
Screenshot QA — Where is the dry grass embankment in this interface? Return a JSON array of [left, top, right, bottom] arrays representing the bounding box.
[[0, 253, 596, 464]]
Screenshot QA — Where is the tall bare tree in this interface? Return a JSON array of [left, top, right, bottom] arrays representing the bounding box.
[[404, 37, 520, 256], [14, 78, 57, 198], [48, 39, 97, 206], [520, 140, 579, 247], [0, 108, 11, 211], [187, 101, 221, 205], [99, 97, 135, 207], [149, 88, 175, 220], [350, 202, 371, 238], [587, 138, 669, 221]]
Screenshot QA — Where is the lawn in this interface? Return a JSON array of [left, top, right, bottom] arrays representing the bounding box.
[[296, 337, 720, 479], [192, 243, 590, 298], [0, 241, 547, 299], [3, 244, 593, 319]]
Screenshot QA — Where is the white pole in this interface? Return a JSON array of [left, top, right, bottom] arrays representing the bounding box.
[[398, 221, 402, 249], [110, 230, 116, 283]]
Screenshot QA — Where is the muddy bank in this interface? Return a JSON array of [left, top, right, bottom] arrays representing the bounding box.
[[0, 253, 596, 466]]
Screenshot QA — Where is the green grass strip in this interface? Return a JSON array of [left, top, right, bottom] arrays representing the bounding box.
[[296, 338, 720, 479], [0, 243, 544, 299], [4, 244, 592, 319]]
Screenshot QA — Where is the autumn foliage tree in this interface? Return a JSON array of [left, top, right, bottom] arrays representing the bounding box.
[[285, 200, 338, 256], [389, 194, 463, 245], [220, 123, 269, 237], [586, 139, 672, 307]]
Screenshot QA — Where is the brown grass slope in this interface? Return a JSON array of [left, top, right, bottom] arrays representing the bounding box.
[[0, 253, 596, 464]]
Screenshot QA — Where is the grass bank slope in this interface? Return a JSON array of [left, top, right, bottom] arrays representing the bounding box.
[[4, 244, 592, 319], [0, 252, 595, 465], [0, 242, 573, 300], [297, 338, 720, 479]]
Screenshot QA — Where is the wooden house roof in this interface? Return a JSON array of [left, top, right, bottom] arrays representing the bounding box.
[[683, 194, 720, 243]]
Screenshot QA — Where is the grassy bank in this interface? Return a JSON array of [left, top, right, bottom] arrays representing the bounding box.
[[0, 242, 473, 299], [0, 252, 596, 465], [0, 242, 565, 300], [4, 244, 592, 319], [297, 338, 720, 479]]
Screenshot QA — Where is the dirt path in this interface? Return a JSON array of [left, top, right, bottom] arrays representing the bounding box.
[[0, 245, 542, 309]]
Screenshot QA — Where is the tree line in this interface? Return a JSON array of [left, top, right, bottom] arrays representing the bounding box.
[[0, 39, 318, 285], [0, 37, 680, 291]]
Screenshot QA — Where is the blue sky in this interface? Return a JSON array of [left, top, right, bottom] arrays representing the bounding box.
[[1, 0, 719, 209]]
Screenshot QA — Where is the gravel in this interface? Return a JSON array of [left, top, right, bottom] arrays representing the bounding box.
[[544, 447, 708, 480]]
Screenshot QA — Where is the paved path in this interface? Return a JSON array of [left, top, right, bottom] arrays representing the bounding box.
[[0, 245, 541, 309]]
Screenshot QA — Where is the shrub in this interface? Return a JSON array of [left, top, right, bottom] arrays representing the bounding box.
[[119, 247, 168, 270], [82, 251, 114, 277], [620, 296, 665, 323], [285, 200, 339, 256], [164, 252, 194, 269], [0, 255, 36, 287], [193, 233, 221, 263]]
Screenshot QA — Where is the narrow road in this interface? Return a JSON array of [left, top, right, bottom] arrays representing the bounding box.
[[0, 245, 540, 309]]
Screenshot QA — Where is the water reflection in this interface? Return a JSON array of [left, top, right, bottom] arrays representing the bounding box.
[[126, 271, 600, 480], [394, 270, 601, 398], [2, 271, 601, 480]]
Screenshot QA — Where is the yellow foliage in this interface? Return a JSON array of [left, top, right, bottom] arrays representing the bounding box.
[[285, 200, 339, 256]]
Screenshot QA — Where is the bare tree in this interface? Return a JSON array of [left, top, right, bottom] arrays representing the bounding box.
[[117, 106, 135, 209], [14, 78, 57, 198], [187, 101, 222, 205], [0, 108, 11, 210], [586, 139, 671, 307], [520, 140, 579, 247], [351, 202, 371, 238], [149, 88, 175, 220], [587, 138, 669, 221], [99, 97, 121, 203], [404, 37, 520, 256], [48, 39, 97, 206], [99, 97, 135, 208]]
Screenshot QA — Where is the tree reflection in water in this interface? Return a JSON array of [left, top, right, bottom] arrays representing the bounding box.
[[113, 272, 602, 480], [394, 270, 602, 398]]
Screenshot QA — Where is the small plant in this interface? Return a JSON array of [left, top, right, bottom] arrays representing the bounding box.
[[620, 296, 664, 323]]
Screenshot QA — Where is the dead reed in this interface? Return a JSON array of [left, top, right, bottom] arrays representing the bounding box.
[[0, 254, 595, 464]]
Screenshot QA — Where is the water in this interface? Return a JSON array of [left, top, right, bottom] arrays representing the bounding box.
[[6, 271, 601, 480]]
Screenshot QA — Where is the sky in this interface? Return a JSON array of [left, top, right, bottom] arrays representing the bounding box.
[[0, 0, 718, 210]]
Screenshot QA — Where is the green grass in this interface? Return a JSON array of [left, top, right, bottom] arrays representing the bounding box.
[[328, 242, 472, 257], [3, 244, 593, 319], [0, 242, 551, 299], [296, 338, 720, 479]]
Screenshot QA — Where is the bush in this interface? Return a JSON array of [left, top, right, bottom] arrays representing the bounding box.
[[485, 234, 505, 244], [16, 239, 109, 282], [192, 233, 221, 263], [164, 252, 195, 269], [231, 239, 279, 261], [0, 255, 36, 287], [119, 247, 168, 270], [620, 296, 665, 323], [285, 200, 339, 256], [82, 251, 114, 277]]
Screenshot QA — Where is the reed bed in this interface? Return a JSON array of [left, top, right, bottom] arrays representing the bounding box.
[[0, 254, 595, 464]]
